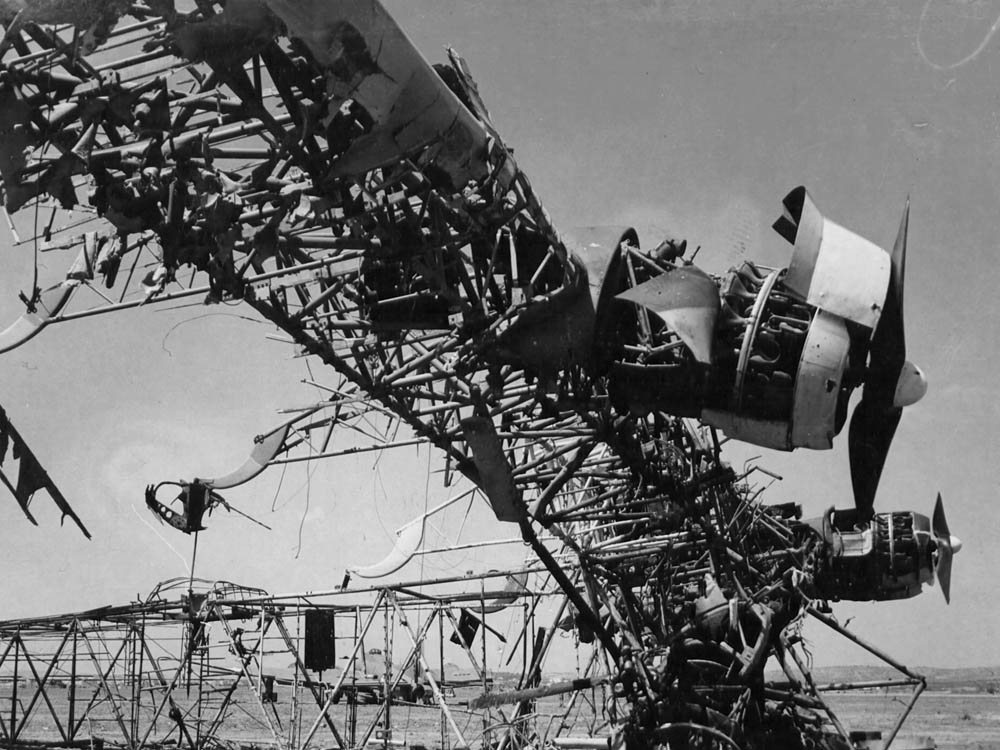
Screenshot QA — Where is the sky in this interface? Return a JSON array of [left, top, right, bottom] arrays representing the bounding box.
[[0, 0, 996, 672]]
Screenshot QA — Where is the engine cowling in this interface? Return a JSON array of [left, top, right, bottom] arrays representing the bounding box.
[[602, 187, 893, 453], [808, 508, 936, 602]]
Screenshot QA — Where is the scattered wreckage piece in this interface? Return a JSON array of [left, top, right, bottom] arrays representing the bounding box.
[[145, 479, 270, 534], [0, 407, 89, 537]]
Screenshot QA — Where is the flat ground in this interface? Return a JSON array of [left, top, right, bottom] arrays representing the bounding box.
[[826, 692, 1000, 750], [3, 683, 998, 748]]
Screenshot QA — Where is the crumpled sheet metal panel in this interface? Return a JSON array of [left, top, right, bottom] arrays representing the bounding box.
[[779, 187, 890, 330], [265, 0, 490, 186], [615, 264, 721, 364], [460, 415, 522, 523]]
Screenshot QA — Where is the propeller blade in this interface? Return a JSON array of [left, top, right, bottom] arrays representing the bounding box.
[[847, 201, 913, 515], [890, 199, 908, 315], [937, 536, 954, 605], [932, 492, 949, 540], [866, 202, 909, 400], [848, 397, 901, 519], [932, 493, 961, 604]]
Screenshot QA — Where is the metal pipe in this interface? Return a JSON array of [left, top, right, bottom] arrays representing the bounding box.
[[388, 593, 470, 749], [298, 591, 385, 749], [806, 607, 926, 681], [268, 436, 429, 464]]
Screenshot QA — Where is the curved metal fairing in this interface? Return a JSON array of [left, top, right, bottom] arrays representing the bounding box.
[[350, 519, 424, 579], [199, 426, 290, 490], [0, 284, 74, 354], [774, 186, 890, 329], [0, 235, 102, 354]]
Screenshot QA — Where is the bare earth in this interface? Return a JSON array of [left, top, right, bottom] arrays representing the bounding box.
[[3, 683, 999, 748], [826, 692, 1000, 750]]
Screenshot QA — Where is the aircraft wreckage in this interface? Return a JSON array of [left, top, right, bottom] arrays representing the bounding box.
[[0, 1, 961, 748]]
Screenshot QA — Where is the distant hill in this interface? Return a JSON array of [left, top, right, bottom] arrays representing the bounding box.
[[266, 661, 1000, 694], [766, 665, 1000, 693]]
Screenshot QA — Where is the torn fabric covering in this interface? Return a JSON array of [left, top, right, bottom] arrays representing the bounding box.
[[449, 608, 480, 648], [0, 408, 91, 538], [13, 442, 47, 508], [303, 610, 337, 671]]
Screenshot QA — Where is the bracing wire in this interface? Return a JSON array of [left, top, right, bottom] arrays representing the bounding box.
[[293, 433, 313, 559], [160, 312, 264, 356]]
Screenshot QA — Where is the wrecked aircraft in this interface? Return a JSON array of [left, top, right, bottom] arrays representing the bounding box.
[[0, 1, 957, 748]]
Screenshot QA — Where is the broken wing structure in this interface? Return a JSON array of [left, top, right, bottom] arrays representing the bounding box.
[[0, 0, 590, 525]]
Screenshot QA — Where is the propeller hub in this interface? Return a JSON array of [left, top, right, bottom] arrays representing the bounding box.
[[893, 360, 927, 408], [948, 535, 963, 555]]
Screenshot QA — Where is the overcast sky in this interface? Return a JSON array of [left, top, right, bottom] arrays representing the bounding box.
[[0, 0, 996, 671]]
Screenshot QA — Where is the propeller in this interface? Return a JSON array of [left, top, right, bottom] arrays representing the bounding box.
[[848, 201, 927, 519], [931, 493, 962, 604]]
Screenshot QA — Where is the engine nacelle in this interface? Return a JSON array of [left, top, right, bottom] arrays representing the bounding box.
[[603, 187, 891, 452], [808, 508, 936, 602]]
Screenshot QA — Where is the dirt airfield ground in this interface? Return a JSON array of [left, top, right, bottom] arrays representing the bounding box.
[[827, 692, 1000, 749], [1, 681, 998, 748]]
